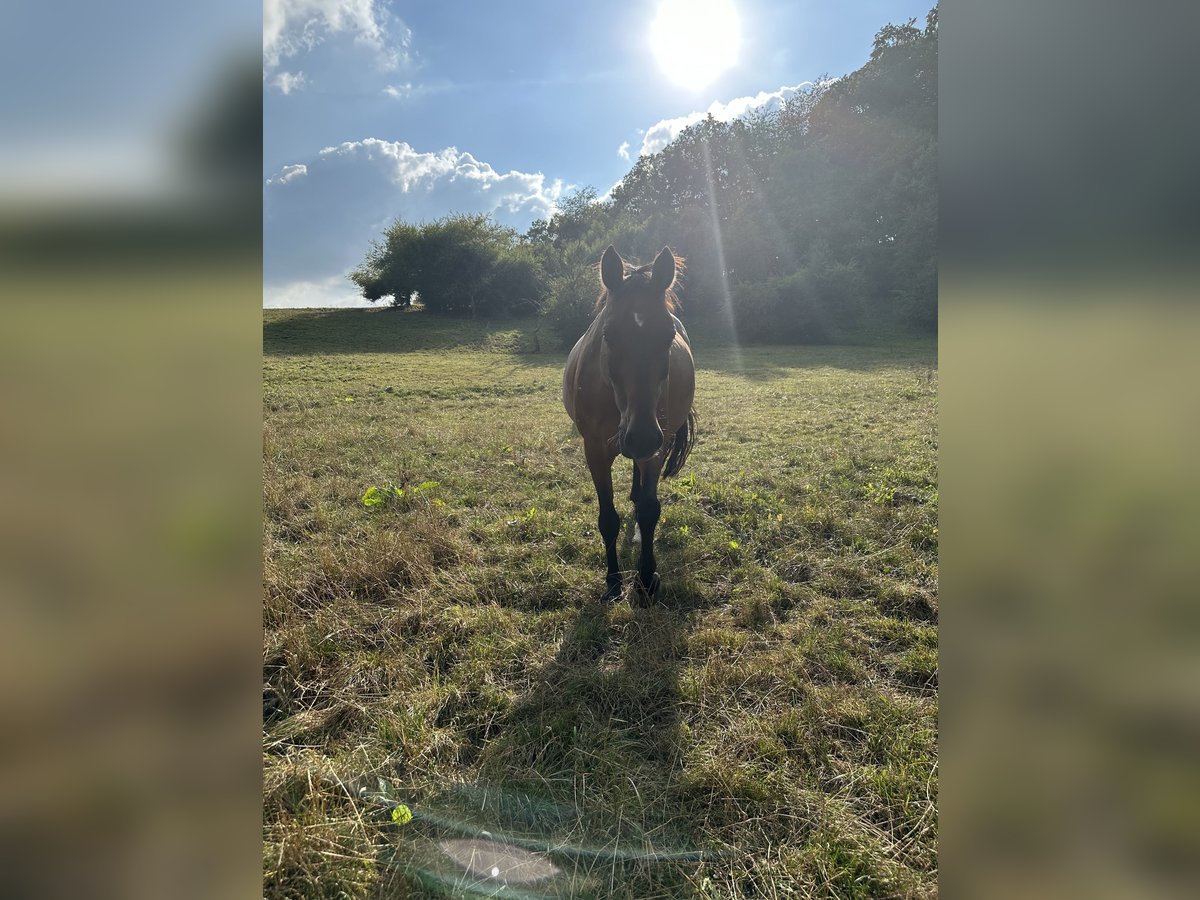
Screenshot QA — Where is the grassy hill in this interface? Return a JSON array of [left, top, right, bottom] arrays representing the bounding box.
[[263, 308, 938, 898]]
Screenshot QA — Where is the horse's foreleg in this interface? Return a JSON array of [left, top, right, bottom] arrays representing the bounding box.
[[629, 462, 644, 544], [634, 459, 663, 600], [586, 441, 622, 602]]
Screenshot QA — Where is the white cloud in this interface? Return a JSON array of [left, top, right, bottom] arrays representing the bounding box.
[[637, 82, 819, 157], [617, 141, 631, 161], [270, 70, 308, 95], [383, 82, 413, 99], [263, 0, 410, 75], [267, 163, 308, 185], [264, 139, 565, 306], [313, 139, 564, 213]]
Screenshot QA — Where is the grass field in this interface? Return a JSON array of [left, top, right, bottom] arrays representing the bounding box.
[[263, 308, 938, 898]]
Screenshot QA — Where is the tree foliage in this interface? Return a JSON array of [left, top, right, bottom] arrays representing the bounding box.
[[350, 7, 938, 344], [349, 214, 545, 317]]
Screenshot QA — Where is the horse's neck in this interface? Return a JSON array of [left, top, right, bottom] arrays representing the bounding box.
[[582, 303, 610, 365]]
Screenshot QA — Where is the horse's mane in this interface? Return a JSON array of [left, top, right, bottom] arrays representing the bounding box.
[[594, 253, 686, 312]]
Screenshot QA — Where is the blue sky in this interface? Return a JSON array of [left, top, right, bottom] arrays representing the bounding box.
[[264, 1, 934, 307]]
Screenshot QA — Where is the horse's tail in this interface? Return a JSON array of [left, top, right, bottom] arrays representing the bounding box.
[[662, 408, 696, 478]]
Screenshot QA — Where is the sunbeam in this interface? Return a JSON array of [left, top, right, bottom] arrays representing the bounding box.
[[700, 139, 743, 374]]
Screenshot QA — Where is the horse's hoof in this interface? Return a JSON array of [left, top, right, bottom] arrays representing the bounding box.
[[602, 578, 623, 603], [636, 571, 660, 600]]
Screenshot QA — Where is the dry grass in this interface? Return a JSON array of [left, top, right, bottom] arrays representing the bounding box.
[[263, 308, 938, 898]]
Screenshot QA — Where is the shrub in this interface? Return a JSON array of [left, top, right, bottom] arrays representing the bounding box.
[[542, 264, 600, 349], [733, 260, 867, 344], [483, 250, 547, 317]]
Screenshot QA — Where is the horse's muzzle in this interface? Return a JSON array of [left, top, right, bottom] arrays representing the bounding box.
[[619, 428, 663, 461]]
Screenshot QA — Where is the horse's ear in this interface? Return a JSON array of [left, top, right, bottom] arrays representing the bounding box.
[[650, 246, 676, 292], [600, 245, 625, 292]]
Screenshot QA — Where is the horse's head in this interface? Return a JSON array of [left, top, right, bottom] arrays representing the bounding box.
[[599, 245, 681, 460]]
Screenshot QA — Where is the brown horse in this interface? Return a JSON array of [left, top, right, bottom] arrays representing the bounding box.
[[563, 245, 696, 602]]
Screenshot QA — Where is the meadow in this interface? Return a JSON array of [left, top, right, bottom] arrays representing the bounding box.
[[263, 308, 938, 898]]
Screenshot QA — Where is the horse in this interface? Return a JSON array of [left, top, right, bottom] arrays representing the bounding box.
[[562, 245, 696, 602]]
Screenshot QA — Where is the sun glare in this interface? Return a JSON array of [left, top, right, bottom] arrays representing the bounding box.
[[650, 0, 741, 90]]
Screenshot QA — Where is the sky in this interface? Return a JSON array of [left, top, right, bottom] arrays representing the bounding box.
[[263, 1, 934, 307]]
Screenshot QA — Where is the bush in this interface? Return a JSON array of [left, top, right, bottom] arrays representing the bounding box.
[[891, 254, 936, 331], [730, 279, 780, 343], [542, 265, 600, 349], [483, 250, 547, 317], [733, 263, 866, 344], [813, 260, 867, 332], [731, 271, 827, 343]]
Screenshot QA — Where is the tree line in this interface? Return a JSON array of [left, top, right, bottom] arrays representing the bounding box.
[[349, 7, 937, 346]]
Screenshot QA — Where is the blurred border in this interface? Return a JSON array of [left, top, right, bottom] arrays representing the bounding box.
[[943, 2, 1200, 897], [0, 7, 262, 898]]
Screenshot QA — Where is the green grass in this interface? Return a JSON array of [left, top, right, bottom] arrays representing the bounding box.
[[263, 308, 938, 898]]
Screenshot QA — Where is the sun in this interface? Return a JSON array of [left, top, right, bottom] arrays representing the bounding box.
[[650, 0, 742, 90]]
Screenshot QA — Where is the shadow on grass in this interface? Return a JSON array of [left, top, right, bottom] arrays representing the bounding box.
[[371, 541, 724, 897], [263, 307, 552, 357], [478, 594, 692, 777], [438, 584, 710, 896]]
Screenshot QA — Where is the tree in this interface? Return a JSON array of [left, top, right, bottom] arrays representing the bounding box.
[[350, 214, 547, 317], [349, 220, 422, 307]]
